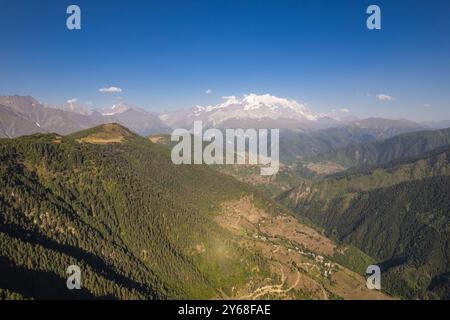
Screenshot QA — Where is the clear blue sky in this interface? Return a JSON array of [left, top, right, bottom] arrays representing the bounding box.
[[0, 0, 449, 121]]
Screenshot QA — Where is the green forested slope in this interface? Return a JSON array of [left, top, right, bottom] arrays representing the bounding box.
[[316, 127, 450, 168], [279, 119, 424, 163], [279, 146, 450, 299], [0, 124, 276, 299]]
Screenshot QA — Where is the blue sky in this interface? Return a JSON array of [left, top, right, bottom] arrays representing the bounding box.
[[0, 0, 449, 121]]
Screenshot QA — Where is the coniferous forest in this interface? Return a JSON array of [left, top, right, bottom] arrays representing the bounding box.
[[0, 124, 276, 299]]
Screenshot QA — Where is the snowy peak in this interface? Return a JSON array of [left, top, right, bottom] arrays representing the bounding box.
[[160, 93, 358, 130], [102, 102, 146, 116], [193, 95, 239, 114], [241, 93, 308, 114], [193, 93, 319, 123]]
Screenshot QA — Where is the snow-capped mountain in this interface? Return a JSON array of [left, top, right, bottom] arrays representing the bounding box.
[[0, 94, 440, 142], [101, 102, 147, 116], [160, 93, 345, 130]]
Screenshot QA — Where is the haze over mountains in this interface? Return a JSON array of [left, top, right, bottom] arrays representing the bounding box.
[[0, 96, 170, 138], [314, 127, 450, 168], [1, 94, 447, 140]]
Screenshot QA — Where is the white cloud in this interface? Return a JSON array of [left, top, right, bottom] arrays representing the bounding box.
[[376, 94, 394, 101], [99, 86, 123, 93], [339, 108, 350, 113], [205, 89, 213, 94], [66, 98, 78, 104]]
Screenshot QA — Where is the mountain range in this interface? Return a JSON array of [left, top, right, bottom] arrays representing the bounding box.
[[313, 127, 450, 168], [2, 94, 446, 140], [1, 93, 450, 300], [160, 93, 350, 130], [0, 96, 170, 138], [0, 123, 391, 300], [278, 118, 427, 163]]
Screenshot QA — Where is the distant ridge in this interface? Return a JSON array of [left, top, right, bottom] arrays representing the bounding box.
[[279, 144, 450, 299], [0, 95, 170, 138], [315, 127, 450, 168]]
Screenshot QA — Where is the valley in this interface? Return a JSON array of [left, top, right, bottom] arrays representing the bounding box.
[[214, 197, 391, 300]]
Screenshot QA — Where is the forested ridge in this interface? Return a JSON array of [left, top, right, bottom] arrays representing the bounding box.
[[315, 127, 450, 168], [2, 123, 449, 300], [0, 124, 279, 299], [279, 145, 450, 299]]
